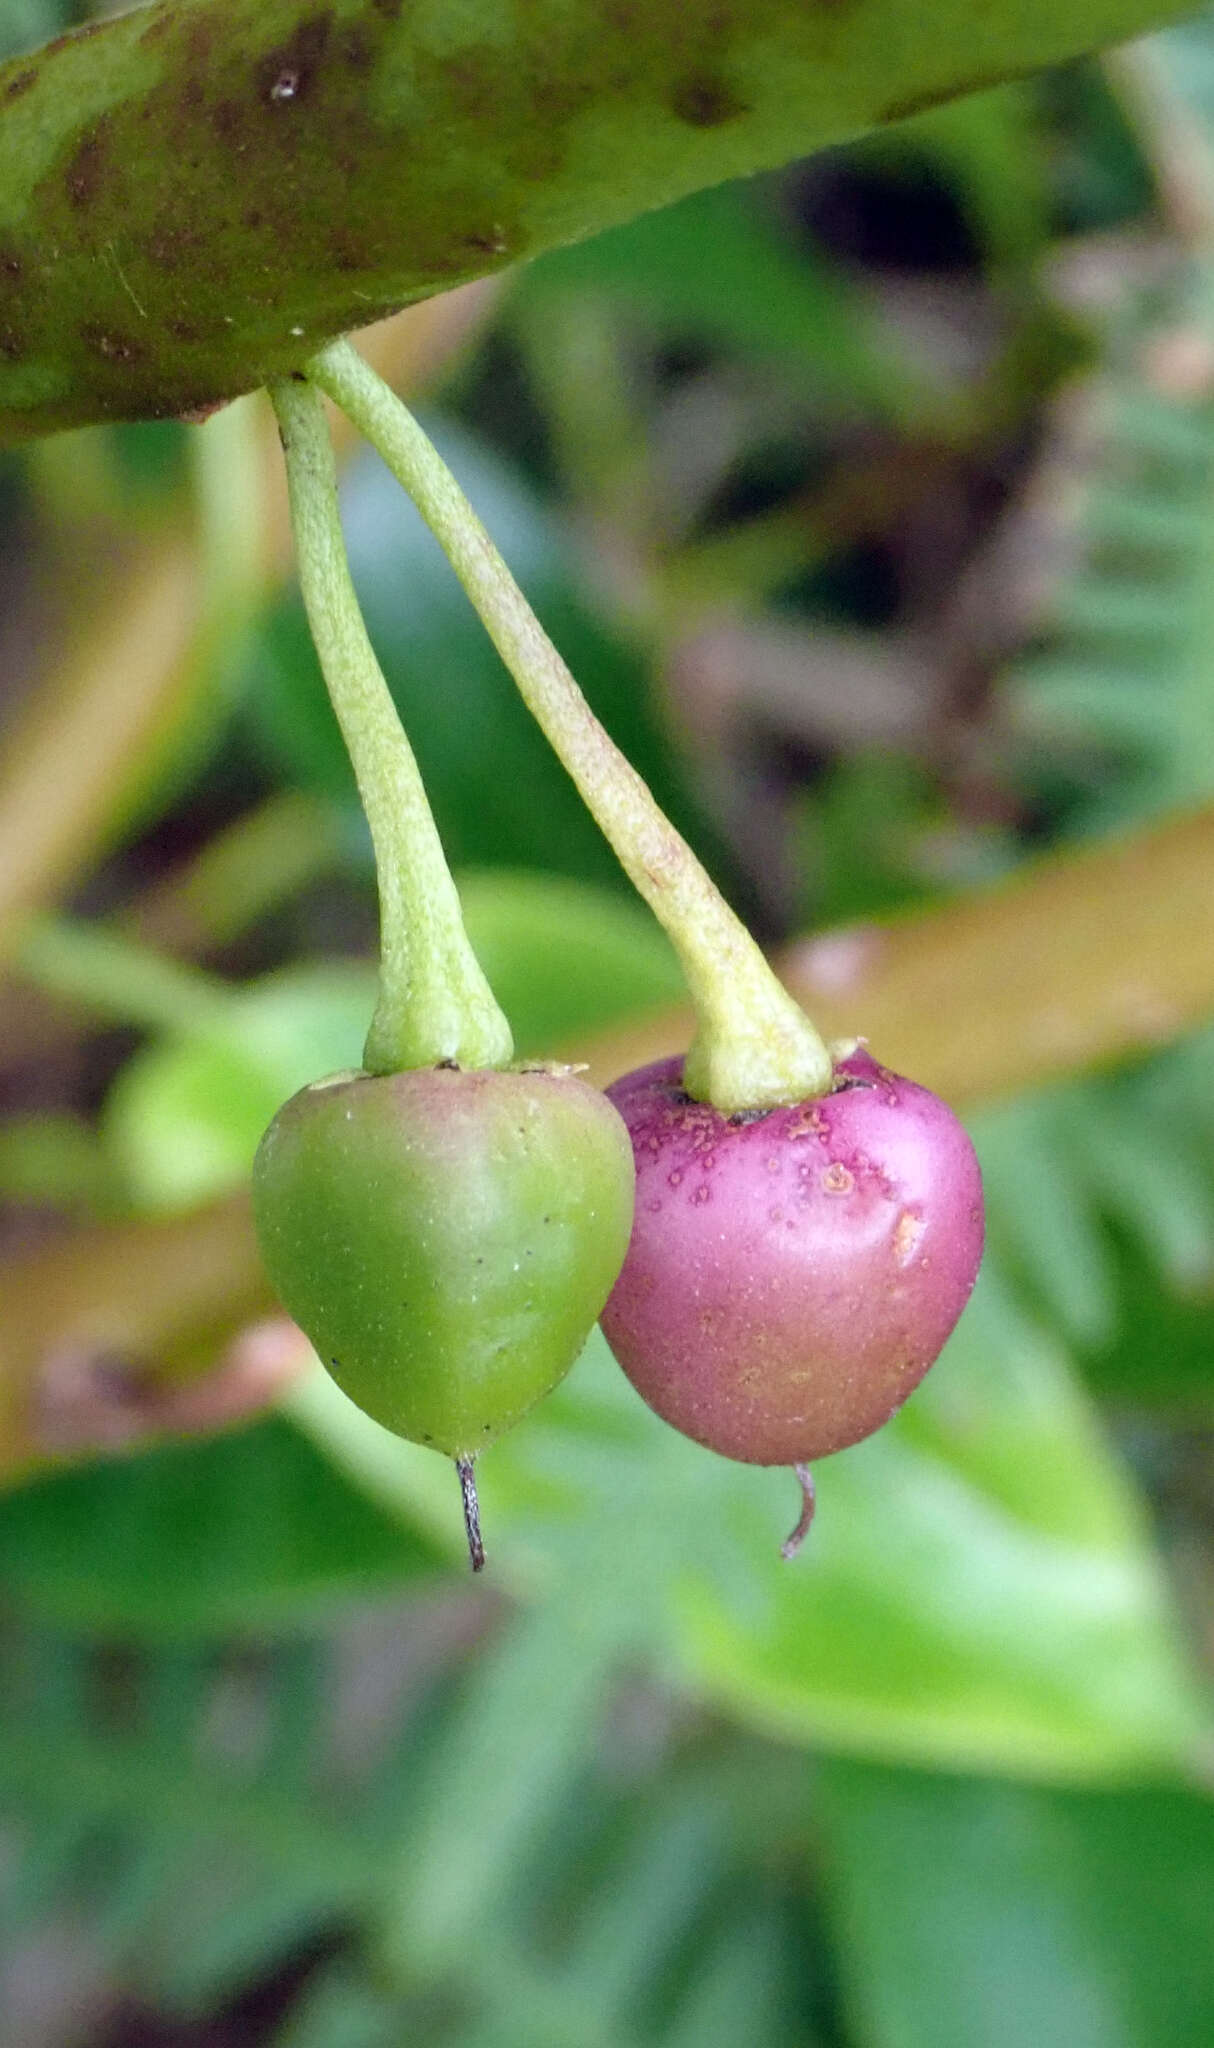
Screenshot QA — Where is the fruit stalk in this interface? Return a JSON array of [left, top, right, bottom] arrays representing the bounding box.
[[270, 375, 512, 1076], [307, 341, 832, 1115], [457, 1457, 486, 1573]]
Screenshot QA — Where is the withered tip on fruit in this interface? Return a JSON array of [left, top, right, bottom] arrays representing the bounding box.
[[780, 1463, 816, 1560]]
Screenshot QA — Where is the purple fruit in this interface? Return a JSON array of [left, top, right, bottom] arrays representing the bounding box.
[[600, 1047, 983, 1530]]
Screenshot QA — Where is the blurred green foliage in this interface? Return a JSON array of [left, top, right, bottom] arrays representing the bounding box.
[[1, 6, 1213, 2046]]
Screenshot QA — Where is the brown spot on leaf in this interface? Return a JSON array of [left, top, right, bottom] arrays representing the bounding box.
[[3, 67, 38, 102], [82, 325, 143, 364], [211, 99, 245, 141], [256, 11, 334, 107], [147, 217, 206, 271], [339, 22, 376, 74], [183, 13, 216, 65], [0, 329, 24, 360], [65, 125, 109, 207], [177, 398, 230, 424], [462, 225, 512, 257], [329, 228, 364, 272], [371, 0, 403, 17], [670, 73, 746, 127]]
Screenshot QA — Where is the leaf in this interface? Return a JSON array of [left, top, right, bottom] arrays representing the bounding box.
[[514, 182, 922, 425], [0, 1418, 440, 1635], [976, 1096, 1119, 1349], [458, 869, 685, 1055], [297, 1285, 1211, 1782], [102, 963, 375, 1212], [970, 1035, 1214, 1388], [817, 1762, 1214, 2048], [1006, 267, 1214, 833], [6, 0, 1186, 440], [668, 1272, 1208, 1778]]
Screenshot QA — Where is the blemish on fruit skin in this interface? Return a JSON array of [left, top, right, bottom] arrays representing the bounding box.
[[893, 1210, 924, 1266], [821, 1163, 854, 1195]]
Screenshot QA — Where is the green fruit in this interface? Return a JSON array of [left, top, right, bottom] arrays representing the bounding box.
[[252, 1063, 635, 1460]]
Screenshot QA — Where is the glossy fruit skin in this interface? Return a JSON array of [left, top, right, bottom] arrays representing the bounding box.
[[253, 1065, 635, 1457], [600, 1048, 983, 1465]]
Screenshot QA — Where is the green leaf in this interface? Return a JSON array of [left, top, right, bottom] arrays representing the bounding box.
[[1076, 1223, 1214, 1411], [458, 868, 684, 1055], [5, 0, 1185, 440], [515, 182, 922, 426], [971, 1039, 1214, 1394], [102, 962, 375, 1212], [818, 1763, 1214, 2048], [0, 1418, 440, 1635], [668, 1273, 1208, 1778], [976, 1097, 1119, 1349], [297, 1285, 1210, 1781]]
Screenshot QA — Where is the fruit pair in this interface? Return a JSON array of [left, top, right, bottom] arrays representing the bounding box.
[[257, 354, 984, 1569], [254, 1039, 983, 1563]]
